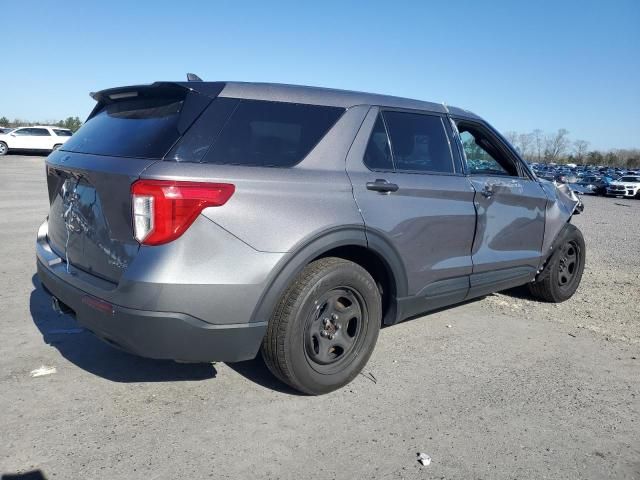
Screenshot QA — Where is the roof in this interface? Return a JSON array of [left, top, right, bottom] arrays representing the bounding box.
[[218, 82, 482, 120], [15, 125, 71, 130], [92, 81, 482, 121]]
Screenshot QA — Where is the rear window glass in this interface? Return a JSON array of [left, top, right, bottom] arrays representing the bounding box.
[[171, 99, 344, 167], [61, 97, 184, 159]]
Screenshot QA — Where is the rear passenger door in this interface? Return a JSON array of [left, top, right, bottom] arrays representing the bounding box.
[[346, 107, 477, 316], [31, 128, 53, 149], [454, 119, 547, 296]]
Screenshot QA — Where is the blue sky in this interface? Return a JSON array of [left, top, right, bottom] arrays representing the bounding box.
[[2, 0, 638, 150]]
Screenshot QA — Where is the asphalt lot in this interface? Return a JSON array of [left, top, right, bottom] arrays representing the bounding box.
[[1, 154, 638, 479]]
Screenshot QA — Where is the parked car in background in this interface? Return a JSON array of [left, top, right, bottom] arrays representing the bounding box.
[[0, 127, 15, 134], [606, 175, 640, 198], [0, 126, 73, 155], [37, 80, 586, 394], [572, 175, 611, 196]]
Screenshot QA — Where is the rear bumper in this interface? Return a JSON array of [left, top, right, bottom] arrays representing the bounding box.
[[35, 218, 274, 362], [37, 259, 266, 362]]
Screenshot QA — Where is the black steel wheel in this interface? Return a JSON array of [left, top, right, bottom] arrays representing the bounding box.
[[304, 287, 366, 373], [556, 240, 581, 292]]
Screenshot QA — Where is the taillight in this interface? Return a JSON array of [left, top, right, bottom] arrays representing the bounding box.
[[131, 180, 235, 245]]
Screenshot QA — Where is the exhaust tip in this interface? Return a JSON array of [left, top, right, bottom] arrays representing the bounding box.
[[51, 296, 73, 316], [51, 296, 62, 314]]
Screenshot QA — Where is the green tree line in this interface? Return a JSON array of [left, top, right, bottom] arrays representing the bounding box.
[[0, 116, 83, 132], [503, 128, 640, 168]]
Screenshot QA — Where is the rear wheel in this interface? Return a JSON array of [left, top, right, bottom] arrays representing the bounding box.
[[0, 142, 8, 156], [528, 224, 585, 303], [262, 257, 381, 395]]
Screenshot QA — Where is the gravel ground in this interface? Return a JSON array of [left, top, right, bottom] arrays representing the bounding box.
[[1, 155, 638, 480]]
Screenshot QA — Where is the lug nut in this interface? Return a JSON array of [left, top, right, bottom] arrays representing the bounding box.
[[320, 331, 328, 337], [331, 313, 338, 321], [323, 318, 330, 326], [327, 334, 334, 340]]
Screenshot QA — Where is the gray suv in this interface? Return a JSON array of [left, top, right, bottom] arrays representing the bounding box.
[[36, 81, 585, 394]]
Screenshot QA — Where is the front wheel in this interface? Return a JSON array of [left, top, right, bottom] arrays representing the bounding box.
[[0, 142, 8, 156], [262, 257, 381, 395], [528, 223, 585, 303]]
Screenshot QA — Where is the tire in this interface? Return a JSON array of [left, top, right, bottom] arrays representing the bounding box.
[[528, 223, 585, 303], [261, 257, 381, 395], [0, 142, 8, 156]]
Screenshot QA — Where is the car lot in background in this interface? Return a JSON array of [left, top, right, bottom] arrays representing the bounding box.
[[0, 127, 15, 134], [528, 162, 639, 197], [0, 126, 72, 156]]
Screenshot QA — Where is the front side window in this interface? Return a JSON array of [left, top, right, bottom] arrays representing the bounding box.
[[458, 123, 519, 177], [383, 111, 454, 174], [13, 128, 31, 136]]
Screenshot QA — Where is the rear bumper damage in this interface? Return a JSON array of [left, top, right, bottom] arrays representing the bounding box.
[[36, 219, 270, 362]]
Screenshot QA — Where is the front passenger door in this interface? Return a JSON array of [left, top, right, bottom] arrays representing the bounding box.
[[455, 120, 547, 295], [8, 128, 31, 149]]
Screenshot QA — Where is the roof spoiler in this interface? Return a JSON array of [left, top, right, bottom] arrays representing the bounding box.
[[86, 81, 226, 122], [90, 81, 225, 103]]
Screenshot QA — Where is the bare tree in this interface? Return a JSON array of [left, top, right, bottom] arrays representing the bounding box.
[[504, 131, 518, 146], [544, 129, 570, 163], [532, 129, 544, 163], [517, 133, 534, 160], [573, 139, 590, 163]]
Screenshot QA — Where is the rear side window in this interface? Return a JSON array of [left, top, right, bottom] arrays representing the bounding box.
[[31, 128, 51, 136], [172, 99, 344, 167], [53, 129, 72, 136], [363, 115, 394, 171], [61, 97, 184, 159], [383, 111, 454, 174]]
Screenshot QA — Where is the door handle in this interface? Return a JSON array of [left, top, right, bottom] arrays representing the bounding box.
[[366, 179, 399, 193]]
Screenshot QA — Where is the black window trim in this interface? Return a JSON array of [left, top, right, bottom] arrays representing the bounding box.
[[362, 106, 462, 177], [453, 117, 535, 181]]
